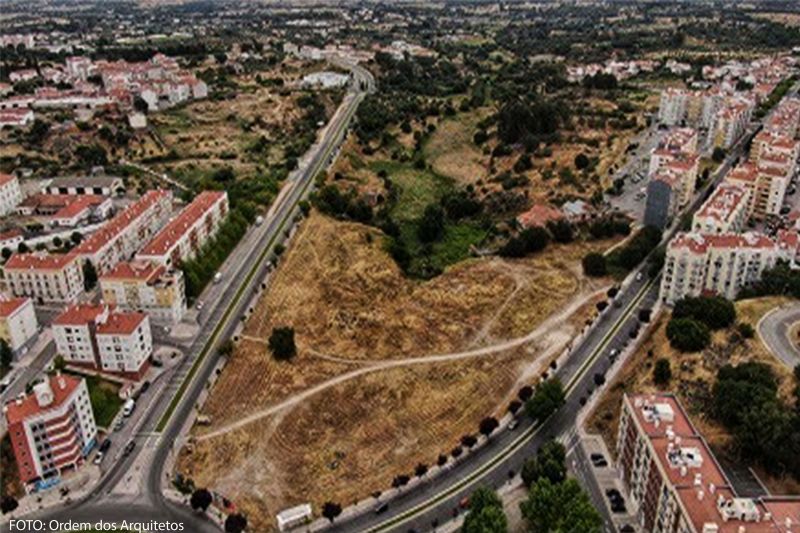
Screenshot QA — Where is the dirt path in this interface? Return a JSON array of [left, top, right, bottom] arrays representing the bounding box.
[[196, 287, 601, 442]]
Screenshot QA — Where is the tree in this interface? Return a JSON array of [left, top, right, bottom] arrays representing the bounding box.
[[666, 317, 711, 352], [672, 296, 735, 330], [414, 463, 429, 477], [190, 488, 213, 512], [547, 219, 573, 244], [53, 236, 62, 248], [17, 242, 29, 254], [526, 378, 565, 422], [479, 417, 499, 437], [417, 204, 445, 243], [53, 355, 66, 372], [71, 231, 83, 244], [463, 487, 507, 533], [520, 478, 602, 533], [0, 340, 12, 369], [133, 95, 149, 114], [0, 495, 18, 514], [712, 147, 726, 163], [654, 358, 672, 386], [521, 440, 566, 487], [437, 454, 448, 466], [391, 474, 410, 488], [224, 513, 247, 533], [737, 322, 755, 339], [461, 434, 478, 448], [268, 326, 296, 360], [83, 260, 98, 291], [574, 153, 590, 170], [582, 253, 607, 277], [321, 501, 342, 522]]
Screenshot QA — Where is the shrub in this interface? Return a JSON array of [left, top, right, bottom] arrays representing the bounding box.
[[666, 318, 710, 352]]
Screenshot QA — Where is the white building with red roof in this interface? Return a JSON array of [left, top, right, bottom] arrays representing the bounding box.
[[0, 228, 24, 252], [0, 108, 34, 128], [0, 296, 37, 353], [692, 183, 750, 235], [3, 373, 96, 492], [3, 252, 84, 304], [660, 231, 798, 304], [0, 173, 23, 216], [617, 393, 800, 533], [53, 303, 152, 380], [136, 190, 228, 268], [516, 203, 564, 229], [100, 260, 186, 325], [72, 189, 172, 274], [17, 193, 112, 227]]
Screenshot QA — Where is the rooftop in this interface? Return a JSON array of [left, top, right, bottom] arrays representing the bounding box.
[[694, 184, 748, 224], [5, 252, 78, 271], [4, 374, 81, 425], [0, 296, 29, 318], [137, 191, 226, 257]]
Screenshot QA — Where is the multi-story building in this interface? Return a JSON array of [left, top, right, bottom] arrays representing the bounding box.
[[0, 172, 23, 216], [712, 97, 755, 149], [617, 393, 800, 533], [644, 170, 683, 230], [52, 304, 152, 380], [43, 176, 123, 197], [691, 183, 750, 234], [17, 194, 113, 227], [71, 189, 172, 274], [763, 97, 800, 138], [659, 231, 798, 304], [100, 260, 186, 325], [658, 89, 689, 126], [0, 296, 38, 353], [750, 130, 800, 165], [649, 128, 701, 208], [3, 253, 84, 304], [136, 191, 228, 268], [3, 374, 97, 492]]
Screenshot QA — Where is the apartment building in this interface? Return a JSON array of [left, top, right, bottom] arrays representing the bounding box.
[[725, 160, 794, 221], [0, 296, 38, 353], [659, 231, 797, 305], [136, 190, 228, 267], [691, 183, 750, 234], [3, 253, 84, 304], [648, 128, 701, 208], [658, 89, 689, 126], [750, 130, 800, 164], [100, 260, 186, 325], [644, 170, 683, 230], [53, 304, 152, 380], [764, 97, 800, 138], [71, 189, 172, 274], [617, 393, 800, 533], [0, 172, 23, 216], [4, 374, 97, 493], [712, 97, 754, 149]]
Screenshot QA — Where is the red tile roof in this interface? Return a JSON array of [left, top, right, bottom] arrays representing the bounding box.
[[95, 311, 146, 335], [53, 303, 146, 335], [0, 173, 16, 187], [0, 296, 29, 318], [138, 191, 225, 257], [53, 303, 107, 326], [517, 203, 564, 228], [5, 374, 81, 425], [72, 189, 170, 255], [5, 252, 78, 271], [101, 260, 165, 282]]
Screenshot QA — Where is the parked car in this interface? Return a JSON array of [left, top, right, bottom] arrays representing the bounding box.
[[123, 441, 136, 456], [508, 419, 519, 431], [374, 503, 389, 515], [99, 439, 112, 453], [93, 452, 105, 465]]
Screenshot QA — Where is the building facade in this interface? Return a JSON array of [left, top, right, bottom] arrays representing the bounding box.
[[0, 296, 38, 353], [0, 172, 23, 216], [4, 374, 97, 493], [659, 231, 797, 305], [3, 253, 84, 304], [691, 183, 750, 234], [53, 304, 152, 380], [136, 190, 228, 267], [100, 260, 186, 325]]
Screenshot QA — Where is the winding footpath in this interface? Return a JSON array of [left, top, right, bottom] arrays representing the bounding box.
[[758, 302, 800, 370]]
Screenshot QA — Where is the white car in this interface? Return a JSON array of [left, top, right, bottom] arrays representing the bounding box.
[[196, 301, 204, 311], [93, 452, 105, 465]]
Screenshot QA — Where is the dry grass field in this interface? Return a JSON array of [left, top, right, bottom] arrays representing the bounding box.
[[176, 212, 620, 530], [586, 296, 798, 494]]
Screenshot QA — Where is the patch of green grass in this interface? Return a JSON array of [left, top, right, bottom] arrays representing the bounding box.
[[370, 160, 454, 221], [83, 375, 123, 428], [396, 219, 487, 277]]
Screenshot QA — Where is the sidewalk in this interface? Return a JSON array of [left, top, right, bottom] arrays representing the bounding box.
[[0, 466, 101, 525]]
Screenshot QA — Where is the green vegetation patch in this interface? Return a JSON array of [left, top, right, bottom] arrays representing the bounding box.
[[83, 375, 123, 428], [370, 160, 454, 221]]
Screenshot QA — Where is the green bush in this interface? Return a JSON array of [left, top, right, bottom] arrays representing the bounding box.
[[666, 317, 710, 352]]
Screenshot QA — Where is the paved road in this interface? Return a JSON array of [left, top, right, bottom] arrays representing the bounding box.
[[19, 64, 373, 532], [759, 304, 800, 370]]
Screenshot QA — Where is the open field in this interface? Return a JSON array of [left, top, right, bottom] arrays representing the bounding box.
[[586, 296, 798, 494], [176, 211, 620, 530]]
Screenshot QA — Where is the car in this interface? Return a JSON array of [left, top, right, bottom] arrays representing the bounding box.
[[608, 349, 619, 359], [195, 301, 204, 311], [620, 525, 635, 533], [593, 457, 608, 467], [99, 439, 112, 453], [0, 375, 13, 393], [636, 271, 644, 281], [114, 418, 125, 431], [606, 488, 622, 498], [140, 381, 151, 394], [374, 503, 389, 515], [508, 419, 519, 431], [590, 453, 605, 462], [123, 441, 136, 456], [93, 452, 105, 465], [781, 206, 792, 215]]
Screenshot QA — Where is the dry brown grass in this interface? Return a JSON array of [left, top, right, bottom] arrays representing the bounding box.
[[586, 296, 798, 493], [177, 212, 619, 530]]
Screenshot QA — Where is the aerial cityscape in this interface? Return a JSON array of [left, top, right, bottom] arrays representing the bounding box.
[[1, 1, 800, 532]]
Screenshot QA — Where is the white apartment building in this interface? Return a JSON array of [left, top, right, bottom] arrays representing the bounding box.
[[727, 160, 792, 221], [53, 304, 152, 380], [3, 253, 84, 304], [72, 189, 172, 274], [0, 296, 38, 353], [691, 183, 750, 234], [659, 231, 798, 305], [0, 172, 23, 216], [713, 97, 754, 149], [4, 374, 97, 492], [658, 88, 688, 126], [136, 191, 228, 267], [100, 261, 186, 325]]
